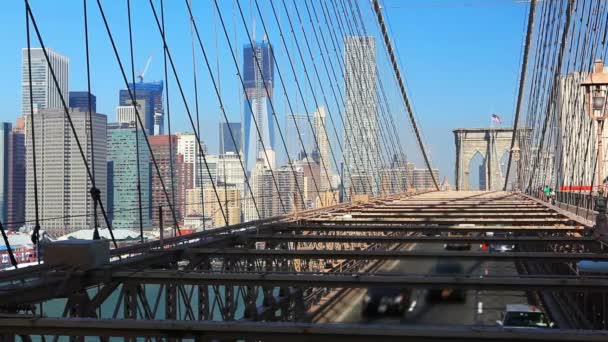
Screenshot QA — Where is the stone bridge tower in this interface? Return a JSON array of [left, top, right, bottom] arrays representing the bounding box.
[[453, 128, 528, 191]]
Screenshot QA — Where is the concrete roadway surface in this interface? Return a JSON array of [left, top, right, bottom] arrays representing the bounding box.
[[331, 242, 531, 326]]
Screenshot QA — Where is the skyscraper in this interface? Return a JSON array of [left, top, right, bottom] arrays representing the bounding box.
[[7, 118, 25, 230], [0, 123, 11, 224], [293, 157, 320, 208], [107, 122, 151, 231], [313, 107, 331, 192], [22, 48, 69, 116], [285, 114, 313, 159], [219, 122, 242, 155], [413, 168, 440, 191], [149, 135, 181, 227], [119, 81, 163, 135], [25, 109, 107, 237], [243, 40, 275, 172], [217, 152, 245, 191], [343, 36, 379, 197], [69, 91, 96, 113], [177, 133, 203, 189]]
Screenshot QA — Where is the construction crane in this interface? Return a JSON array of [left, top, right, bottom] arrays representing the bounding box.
[[137, 54, 153, 83]]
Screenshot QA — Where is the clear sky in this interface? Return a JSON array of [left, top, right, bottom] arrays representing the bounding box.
[[0, 0, 529, 184]]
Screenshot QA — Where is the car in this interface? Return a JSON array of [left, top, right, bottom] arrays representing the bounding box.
[[361, 287, 411, 317], [444, 231, 471, 250], [486, 232, 516, 252], [427, 262, 466, 301], [496, 304, 554, 328]]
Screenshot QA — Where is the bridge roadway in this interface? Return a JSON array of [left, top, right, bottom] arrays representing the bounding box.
[[0, 190, 605, 341], [312, 191, 594, 329], [324, 242, 528, 326]]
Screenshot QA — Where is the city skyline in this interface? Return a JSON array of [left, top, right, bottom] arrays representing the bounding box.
[[6, 40, 441, 236], [0, 1, 529, 183]]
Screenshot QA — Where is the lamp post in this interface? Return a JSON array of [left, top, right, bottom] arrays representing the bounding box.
[[581, 59, 608, 195], [511, 144, 521, 192], [582, 59, 608, 242]]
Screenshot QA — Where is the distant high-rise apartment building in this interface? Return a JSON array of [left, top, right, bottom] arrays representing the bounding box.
[[22, 48, 69, 116], [293, 157, 321, 208], [245, 159, 272, 221], [343, 36, 379, 197], [217, 152, 246, 192], [0, 123, 11, 224], [107, 122, 151, 231], [412, 168, 440, 191], [177, 154, 194, 221], [185, 185, 241, 227], [276, 165, 305, 216], [7, 118, 26, 229], [195, 154, 218, 188], [246, 160, 305, 221], [69, 91, 96, 113], [177, 133, 201, 189], [243, 40, 275, 172], [119, 81, 163, 135], [25, 109, 107, 237], [380, 168, 408, 195], [219, 122, 242, 155], [285, 114, 313, 158]]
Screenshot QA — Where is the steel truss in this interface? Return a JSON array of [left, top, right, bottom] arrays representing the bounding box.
[[0, 191, 607, 341]]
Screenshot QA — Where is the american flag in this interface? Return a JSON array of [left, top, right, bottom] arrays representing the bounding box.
[[491, 114, 502, 124]]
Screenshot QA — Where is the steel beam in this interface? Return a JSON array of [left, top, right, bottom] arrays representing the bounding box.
[[186, 248, 607, 262], [305, 218, 572, 224], [272, 225, 585, 233], [107, 271, 608, 291], [2, 318, 608, 341], [243, 234, 596, 244]]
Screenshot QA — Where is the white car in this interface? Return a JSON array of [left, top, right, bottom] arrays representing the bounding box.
[[496, 304, 554, 328]]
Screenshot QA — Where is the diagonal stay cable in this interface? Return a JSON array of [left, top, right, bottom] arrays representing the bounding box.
[[371, 0, 439, 190], [25, 1, 118, 248], [211, 0, 307, 211], [159, 0, 180, 231], [183, 1, 263, 219], [146, 0, 230, 223], [94, 0, 183, 234], [126, 0, 148, 242], [504, 0, 537, 191], [292, 0, 388, 196]]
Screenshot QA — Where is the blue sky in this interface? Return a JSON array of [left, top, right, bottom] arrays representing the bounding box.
[[0, 0, 529, 184]]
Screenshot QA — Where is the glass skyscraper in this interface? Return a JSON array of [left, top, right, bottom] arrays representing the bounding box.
[[107, 122, 151, 230], [343, 36, 379, 196], [69, 91, 96, 113], [219, 122, 242, 155], [21, 48, 69, 116], [0, 123, 11, 224], [243, 40, 275, 172], [119, 81, 164, 135], [7, 119, 25, 230]]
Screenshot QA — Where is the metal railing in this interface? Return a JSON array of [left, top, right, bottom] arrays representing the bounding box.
[[554, 191, 597, 221]]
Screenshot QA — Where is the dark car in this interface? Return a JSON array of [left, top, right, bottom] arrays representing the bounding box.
[[444, 231, 471, 250], [485, 232, 516, 252], [362, 287, 411, 317], [427, 262, 466, 302]]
